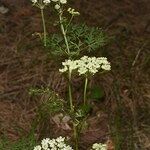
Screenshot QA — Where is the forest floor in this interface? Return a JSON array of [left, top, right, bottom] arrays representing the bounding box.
[[0, 0, 150, 150]]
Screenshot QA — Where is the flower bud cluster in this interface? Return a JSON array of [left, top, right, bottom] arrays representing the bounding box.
[[31, 0, 67, 5], [91, 143, 107, 150], [31, 0, 51, 4], [59, 56, 111, 75], [33, 136, 73, 150], [67, 8, 80, 15]]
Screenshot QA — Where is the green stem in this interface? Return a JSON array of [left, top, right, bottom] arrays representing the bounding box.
[[40, 8, 47, 47], [58, 9, 73, 110], [68, 71, 74, 111], [58, 7, 79, 149], [73, 123, 79, 150], [59, 9, 70, 54], [84, 76, 88, 105]]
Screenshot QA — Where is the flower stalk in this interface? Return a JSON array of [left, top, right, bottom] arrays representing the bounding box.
[[73, 124, 79, 150], [59, 9, 70, 54], [59, 11, 79, 149], [58, 9, 73, 110], [68, 71, 74, 111], [84, 76, 88, 105], [58, 7, 80, 150]]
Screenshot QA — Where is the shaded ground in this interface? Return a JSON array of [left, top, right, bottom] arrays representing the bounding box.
[[0, 0, 150, 149]]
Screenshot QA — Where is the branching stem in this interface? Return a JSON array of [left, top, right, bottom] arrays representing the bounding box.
[[58, 7, 79, 150], [59, 9, 70, 54]]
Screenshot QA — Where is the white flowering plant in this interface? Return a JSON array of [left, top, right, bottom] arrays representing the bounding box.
[[58, 56, 110, 149], [31, 0, 111, 150], [31, 0, 106, 56], [59, 55, 110, 107], [33, 136, 73, 150]]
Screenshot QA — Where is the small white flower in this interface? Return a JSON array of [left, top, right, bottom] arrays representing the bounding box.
[[101, 63, 111, 71], [43, 0, 51, 4], [78, 67, 88, 75], [63, 145, 73, 150], [31, 0, 38, 4], [51, 0, 58, 2], [59, 66, 68, 73], [92, 143, 101, 149], [60, 0, 67, 4], [41, 138, 50, 150], [57, 142, 65, 148], [48, 139, 56, 148], [55, 4, 60, 10], [56, 136, 65, 142], [91, 143, 107, 150], [59, 59, 78, 73], [33, 145, 41, 150]]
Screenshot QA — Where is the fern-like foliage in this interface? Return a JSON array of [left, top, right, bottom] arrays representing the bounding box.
[[46, 23, 107, 57]]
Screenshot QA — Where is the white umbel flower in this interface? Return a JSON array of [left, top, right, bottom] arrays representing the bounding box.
[[59, 56, 111, 75], [41, 138, 50, 150], [33, 145, 42, 150], [55, 4, 60, 10], [33, 136, 73, 150], [101, 63, 111, 71], [59, 59, 78, 73], [91, 143, 107, 150], [51, 0, 58, 2], [60, 0, 67, 4], [56, 136, 65, 142], [49, 139, 56, 148], [43, 0, 51, 4], [31, 0, 38, 4]]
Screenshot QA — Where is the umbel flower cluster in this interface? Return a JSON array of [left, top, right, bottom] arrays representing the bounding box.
[[33, 136, 73, 150], [91, 143, 107, 150], [31, 0, 51, 4], [59, 56, 111, 75], [67, 8, 80, 15], [31, 0, 67, 5]]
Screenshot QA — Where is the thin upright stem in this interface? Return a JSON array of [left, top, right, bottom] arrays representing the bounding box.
[[84, 76, 88, 105], [73, 124, 79, 150], [59, 9, 70, 54], [58, 7, 79, 150], [58, 9, 73, 110], [40, 8, 47, 46], [68, 71, 74, 111]]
